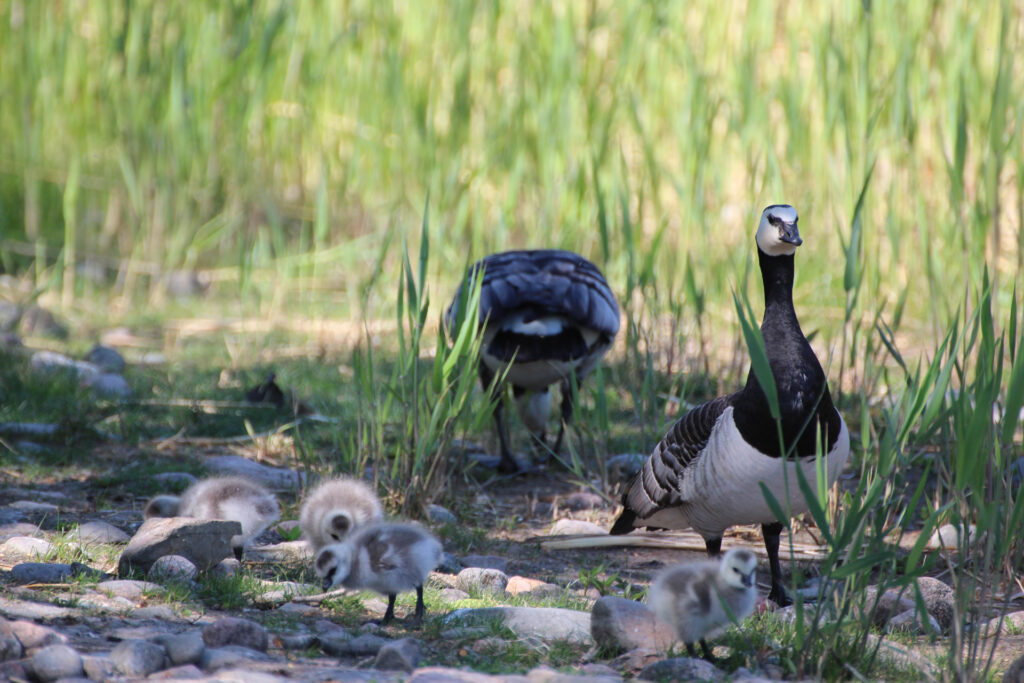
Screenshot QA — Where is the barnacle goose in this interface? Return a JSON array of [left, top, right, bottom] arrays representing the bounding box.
[[314, 522, 442, 626], [648, 547, 758, 660], [145, 476, 280, 561], [299, 476, 385, 551], [446, 249, 620, 473], [610, 205, 849, 605]]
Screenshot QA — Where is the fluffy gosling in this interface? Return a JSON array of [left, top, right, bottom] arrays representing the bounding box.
[[144, 476, 279, 561], [648, 547, 758, 660], [299, 477, 384, 551], [314, 522, 442, 626]]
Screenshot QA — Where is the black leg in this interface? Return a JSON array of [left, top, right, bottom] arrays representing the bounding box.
[[685, 641, 698, 658], [233, 544, 243, 562], [480, 363, 518, 473], [382, 594, 397, 625], [699, 638, 715, 661], [407, 585, 425, 628], [704, 536, 722, 556], [763, 521, 791, 605]]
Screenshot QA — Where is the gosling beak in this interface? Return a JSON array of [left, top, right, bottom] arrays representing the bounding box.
[[742, 572, 754, 588], [779, 221, 803, 246], [322, 577, 333, 591]]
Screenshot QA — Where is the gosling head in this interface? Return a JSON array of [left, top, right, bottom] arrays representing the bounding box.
[[144, 495, 182, 519], [324, 511, 355, 544], [719, 548, 757, 590], [314, 544, 352, 591], [755, 204, 802, 257]]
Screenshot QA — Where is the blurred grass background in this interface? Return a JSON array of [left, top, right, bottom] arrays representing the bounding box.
[[0, 0, 1019, 346]]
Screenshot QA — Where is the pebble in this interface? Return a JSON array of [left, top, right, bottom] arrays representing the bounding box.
[[590, 596, 675, 653], [85, 345, 126, 373], [0, 535, 54, 562], [374, 637, 422, 672], [611, 648, 662, 675], [10, 562, 72, 584], [97, 579, 165, 601], [860, 585, 915, 628], [279, 602, 319, 616], [887, 608, 940, 634], [243, 540, 312, 562], [7, 619, 68, 649], [210, 558, 242, 577], [445, 607, 593, 645], [979, 610, 1024, 637], [149, 664, 205, 679], [438, 588, 471, 604], [427, 504, 457, 525], [0, 522, 42, 539], [277, 633, 317, 650], [199, 645, 272, 671], [81, 654, 117, 681], [549, 519, 608, 536], [31, 644, 84, 681], [639, 656, 724, 682], [75, 520, 130, 544], [456, 567, 509, 595], [149, 554, 199, 581], [325, 633, 390, 657], [0, 619, 24, 661], [505, 576, 561, 598], [156, 631, 206, 666], [915, 576, 955, 632], [203, 617, 269, 652], [926, 523, 977, 550], [131, 605, 183, 621], [110, 638, 168, 677], [8, 500, 59, 514]]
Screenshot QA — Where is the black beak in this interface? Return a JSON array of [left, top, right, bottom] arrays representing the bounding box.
[[742, 572, 754, 588], [780, 221, 802, 246], [321, 577, 332, 591]]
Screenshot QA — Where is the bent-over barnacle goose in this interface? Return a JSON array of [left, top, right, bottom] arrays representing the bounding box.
[[299, 476, 385, 551], [447, 249, 620, 473], [610, 205, 849, 605], [648, 547, 758, 660]]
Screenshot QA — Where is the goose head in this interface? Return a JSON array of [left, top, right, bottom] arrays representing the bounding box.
[[144, 495, 182, 519], [324, 511, 355, 543], [720, 548, 757, 589], [315, 544, 352, 591], [755, 204, 802, 257]]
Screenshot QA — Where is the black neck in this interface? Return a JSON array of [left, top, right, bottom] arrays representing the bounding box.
[[757, 249, 799, 327]]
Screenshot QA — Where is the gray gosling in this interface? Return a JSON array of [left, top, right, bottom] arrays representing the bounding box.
[[314, 522, 442, 626], [299, 477, 384, 551], [144, 476, 279, 561], [648, 547, 758, 660]]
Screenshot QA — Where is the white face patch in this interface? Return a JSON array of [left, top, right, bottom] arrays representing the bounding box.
[[755, 205, 801, 256]]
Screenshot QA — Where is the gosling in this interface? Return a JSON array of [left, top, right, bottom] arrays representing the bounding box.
[[647, 547, 758, 660], [144, 476, 279, 561], [299, 477, 384, 551], [314, 522, 442, 626]]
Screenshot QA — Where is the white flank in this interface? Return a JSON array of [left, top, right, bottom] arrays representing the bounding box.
[[669, 407, 849, 538]]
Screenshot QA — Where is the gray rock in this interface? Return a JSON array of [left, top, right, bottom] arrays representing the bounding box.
[[427, 504, 457, 525], [916, 576, 956, 631], [210, 558, 241, 577], [0, 522, 41, 539], [562, 492, 606, 511], [526, 665, 622, 682], [0, 535, 54, 561], [7, 619, 67, 649], [374, 638, 422, 672], [7, 500, 60, 514], [591, 596, 675, 654], [202, 617, 269, 652], [0, 619, 24, 661], [926, 523, 977, 550], [505, 576, 562, 599], [30, 350, 97, 380], [149, 554, 198, 581], [85, 345, 126, 374], [152, 472, 199, 489], [110, 638, 167, 677], [81, 654, 117, 681], [75, 521, 130, 544], [243, 541, 312, 562], [132, 605, 182, 621], [978, 610, 1024, 637], [84, 372, 133, 398], [461, 555, 509, 572], [118, 517, 242, 573], [323, 633, 389, 657], [549, 519, 607, 536], [203, 455, 304, 490], [1005, 653, 1024, 683], [639, 656, 724, 682], [887, 608, 940, 634], [456, 567, 509, 595], [156, 631, 205, 665], [278, 633, 317, 650], [612, 648, 663, 676], [97, 579, 165, 601], [860, 585, 915, 628], [0, 596, 78, 621], [407, 668, 507, 682], [438, 588, 472, 604], [199, 645, 272, 671], [445, 607, 593, 645], [31, 644, 84, 681], [10, 562, 72, 584], [436, 552, 462, 574], [278, 602, 318, 616]]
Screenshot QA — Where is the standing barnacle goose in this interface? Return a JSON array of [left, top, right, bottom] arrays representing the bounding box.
[[447, 250, 620, 473], [610, 205, 849, 605]]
